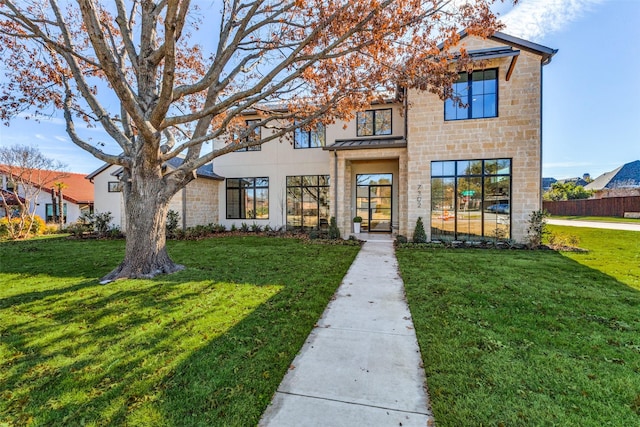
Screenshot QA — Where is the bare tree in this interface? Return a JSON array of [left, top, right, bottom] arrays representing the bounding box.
[[0, 0, 503, 281], [0, 145, 67, 239]]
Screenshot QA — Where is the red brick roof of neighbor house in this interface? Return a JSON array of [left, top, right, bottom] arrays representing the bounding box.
[[0, 166, 94, 204]]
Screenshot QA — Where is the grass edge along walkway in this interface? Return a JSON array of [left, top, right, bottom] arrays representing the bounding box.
[[0, 236, 360, 426], [397, 227, 640, 426]]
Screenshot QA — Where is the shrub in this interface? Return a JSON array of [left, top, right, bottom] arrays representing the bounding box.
[[328, 216, 340, 240], [166, 209, 180, 238], [230, 224, 237, 232], [94, 212, 113, 236], [239, 222, 250, 232], [413, 217, 427, 243], [396, 234, 408, 244], [250, 222, 263, 233], [0, 215, 46, 239]]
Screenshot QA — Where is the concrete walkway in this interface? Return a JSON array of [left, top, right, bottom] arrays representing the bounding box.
[[548, 218, 640, 232], [259, 237, 433, 427]]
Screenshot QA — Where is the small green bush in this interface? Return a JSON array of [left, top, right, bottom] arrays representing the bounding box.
[[166, 210, 180, 238], [396, 234, 408, 244], [413, 217, 427, 243], [328, 217, 340, 240]]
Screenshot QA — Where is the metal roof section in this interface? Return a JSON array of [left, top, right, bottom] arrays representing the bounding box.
[[165, 157, 224, 180], [466, 46, 520, 61], [445, 31, 558, 65], [93, 158, 224, 181], [324, 135, 407, 151]]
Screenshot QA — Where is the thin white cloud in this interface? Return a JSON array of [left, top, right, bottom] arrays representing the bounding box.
[[54, 135, 68, 142], [500, 0, 606, 40]]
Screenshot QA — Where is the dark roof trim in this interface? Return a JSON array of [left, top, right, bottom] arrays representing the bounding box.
[[108, 159, 224, 181], [466, 46, 520, 61], [85, 163, 113, 181], [446, 31, 558, 65], [324, 135, 407, 151]]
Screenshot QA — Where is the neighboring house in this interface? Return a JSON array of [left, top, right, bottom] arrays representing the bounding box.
[[213, 31, 557, 242], [542, 177, 557, 192], [585, 160, 640, 199], [555, 176, 590, 187], [0, 167, 93, 224], [87, 157, 222, 230]]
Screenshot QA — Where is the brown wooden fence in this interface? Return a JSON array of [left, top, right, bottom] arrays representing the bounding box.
[[543, 196, 640, 217]]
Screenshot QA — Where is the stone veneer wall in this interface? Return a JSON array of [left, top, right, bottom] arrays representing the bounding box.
[[406, 36, 544, 242], [167, 178, 219, 229]]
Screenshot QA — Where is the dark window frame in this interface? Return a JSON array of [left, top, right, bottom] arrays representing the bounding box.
[[431, 158, 511, 240], [356, 108, 392, 137], [444, 68, 499, 121], [286, 175, 330, 229], [45, 203, 67, 223], [226, 177, 269, 219], [108, 181, 122, 192], [294, 122, 326, 149], [235, 119, 262, 152]]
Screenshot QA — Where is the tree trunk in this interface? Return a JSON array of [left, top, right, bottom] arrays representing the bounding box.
[[100, 172, 183, 283]]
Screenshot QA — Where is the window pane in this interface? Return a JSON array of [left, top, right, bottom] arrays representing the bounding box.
[[255, 188, 269, 219], [294, 128, 309, 148], [303, 175, 318, 186], [287, 187, 302, 228], [431, 177, 455, 240], [287, 176, 301, 186], [431, 161, 456, 177], [357, 111, 373, 136], [483, 94, 497, 117], [471, 95, 484, 118], [375, 109, 392, 135], [457, 177, 482, 240], [255, 177, 269, 187], [444, 99, 456, 121], [226, 189, 239, 218], [319, 175, 330, 186], [311, 124, 325, 147]]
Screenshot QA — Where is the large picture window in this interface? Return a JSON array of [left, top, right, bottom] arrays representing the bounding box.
[[226, 177, 269, 219], [445, 69, 498, 121], [431, 158, 511, 241], [286, 175, 330, 229], [235, 119, 261, 151], [357, 109, 392, 136], [294, 123, 325, 149]]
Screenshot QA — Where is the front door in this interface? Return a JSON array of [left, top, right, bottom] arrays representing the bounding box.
[[356, 173, 392, 232]]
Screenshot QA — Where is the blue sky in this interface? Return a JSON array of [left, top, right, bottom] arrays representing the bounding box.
[[0, 0, 638, 180]]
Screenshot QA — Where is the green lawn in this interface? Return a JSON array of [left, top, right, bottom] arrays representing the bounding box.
[[0, 236, 359, 426], [397, 226, 640, 426]]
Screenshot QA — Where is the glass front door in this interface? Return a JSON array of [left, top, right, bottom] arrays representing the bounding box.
[[356, 174, 392, 232]]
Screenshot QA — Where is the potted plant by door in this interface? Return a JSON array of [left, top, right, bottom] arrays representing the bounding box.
[[353, 216, 363, 233]]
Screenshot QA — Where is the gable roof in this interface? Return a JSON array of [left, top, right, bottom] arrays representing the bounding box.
[[585, 160, 640, 190], [455, 31, 558, 65], [0, 166, 93, 204], [87, 158, 223, 182]]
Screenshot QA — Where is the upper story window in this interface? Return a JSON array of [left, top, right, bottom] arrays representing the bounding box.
[[445, 69, 498, 121], [357, 108, 392, 136], [108, 181, 122, 192], [236, 119, 261, 151], [294, 122, 326, 149]]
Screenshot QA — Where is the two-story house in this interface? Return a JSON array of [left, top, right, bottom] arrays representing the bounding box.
[[213, 32, 557, 242], [90, 32, 556, 243]]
